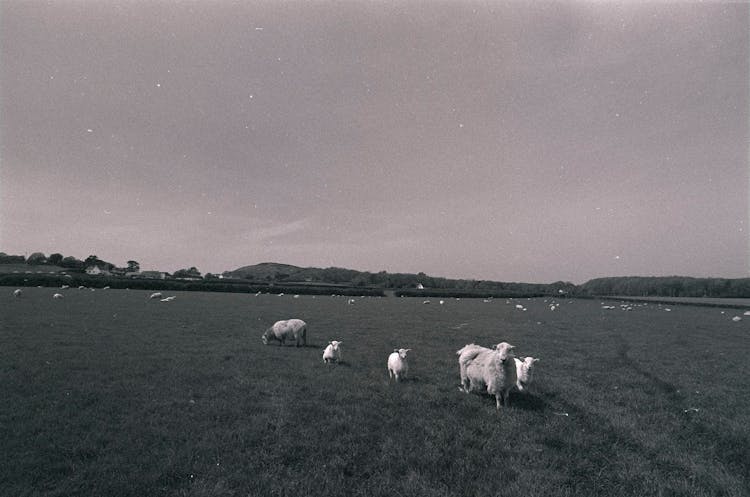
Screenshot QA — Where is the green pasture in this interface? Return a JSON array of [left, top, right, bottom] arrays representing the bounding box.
[[1, 287, 748, 496]]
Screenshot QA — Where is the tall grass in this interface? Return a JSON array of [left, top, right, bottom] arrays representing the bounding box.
[[1, 288, 748, 496]]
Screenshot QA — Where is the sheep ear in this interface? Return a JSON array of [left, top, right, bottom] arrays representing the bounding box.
[[533, 358, 540, 363]]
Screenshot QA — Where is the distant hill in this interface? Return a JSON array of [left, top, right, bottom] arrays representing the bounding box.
[[223, 262, 577, 297], [224, 262, 308, 281]]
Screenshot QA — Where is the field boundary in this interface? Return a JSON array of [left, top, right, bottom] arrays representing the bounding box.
[[594, 295, 750, 309]]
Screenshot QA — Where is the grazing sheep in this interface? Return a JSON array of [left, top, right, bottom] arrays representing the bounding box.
[[387, 348, 411, 381], [52, 293, 64, 299], [13, 289, 22, 297], [261, 319, 307, 347], [514, 357, 539, 393], [457, 342, 517, 410], [149, 292, 162, 299], [323, 340, 343, 363]]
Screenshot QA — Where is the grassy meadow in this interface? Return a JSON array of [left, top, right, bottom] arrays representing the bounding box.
[[2, 287, 749, 497]]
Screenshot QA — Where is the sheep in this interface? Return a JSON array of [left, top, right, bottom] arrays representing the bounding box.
[[52, 293, 64, 299], [387, 348, 411, 381], [514, 356, 539, 393], [456, 343, 486, 388], [261, 318, 307, 347], [456, 342, 517, 410], [323, 340, 343, 363], [13, 289, 22, 297], [149, 292, 162, 299]]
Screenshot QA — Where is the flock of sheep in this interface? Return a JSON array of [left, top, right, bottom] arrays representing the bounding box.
[[261, 318, 539, 410], [13, 288, 539, 410]]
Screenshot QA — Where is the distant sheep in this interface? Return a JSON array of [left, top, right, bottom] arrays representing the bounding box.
[[514, 356, 539, 393], [149, 292, 162, 299], [13, 289, 22, 297], [261, 318, 307, 347], [323, 340, 343, 363], [387, 348, 411, 381], [457, 342, 517, 410], [52, 293, 64, 299]]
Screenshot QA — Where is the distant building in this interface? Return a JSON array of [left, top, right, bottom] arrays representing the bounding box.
[[85, 266, 110, 276], [140, 271, 167, 280], [416, 283, 425, 289]]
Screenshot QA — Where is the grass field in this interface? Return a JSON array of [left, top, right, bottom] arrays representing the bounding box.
[[2, 287, 749, 497]]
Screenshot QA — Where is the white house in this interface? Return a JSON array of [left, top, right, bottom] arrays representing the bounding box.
[[85, 266, 110, 276]]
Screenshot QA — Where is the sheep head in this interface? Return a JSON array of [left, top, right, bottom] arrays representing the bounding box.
[[261, 328, 275, 345], [492, 342, 515, 362], [395, 348, 410, 359]]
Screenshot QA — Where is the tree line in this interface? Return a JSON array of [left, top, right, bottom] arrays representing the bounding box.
[[579, 276, 750, 298], [5, 251, 750, 298], [0, 252, 201, 279]]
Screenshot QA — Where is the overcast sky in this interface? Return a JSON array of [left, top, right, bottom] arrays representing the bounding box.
[[1, 1, 748, 283]]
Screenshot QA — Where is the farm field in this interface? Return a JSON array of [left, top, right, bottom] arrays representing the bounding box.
[[2, 287, 749, 497]]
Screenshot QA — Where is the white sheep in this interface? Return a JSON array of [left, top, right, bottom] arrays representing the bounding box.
[[52, 293, 64, 299], [387, 348, 411, 381], [149, 292, 162, 299], [323, 340, 343, 363], [261, 318, 307, 347], [456, 342, 517, 410], [13, 289, 22, 297], [514, 356, 539, 393]]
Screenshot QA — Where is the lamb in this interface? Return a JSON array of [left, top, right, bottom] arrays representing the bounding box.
[[13, 289, 22, 297], [387, 348, 411, 381], [261, 318, 307, 347], [456, 342, 517, 410], [149, 292, 163, 299], [514, 356, 539, 393], [52, 293, 64, 299], [323, 340, 343, 363]]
